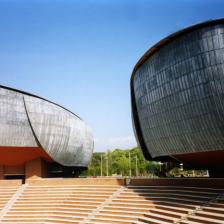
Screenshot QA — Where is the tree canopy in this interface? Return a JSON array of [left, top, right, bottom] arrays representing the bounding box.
[[81, 147, 207, 177], [81, 147, 160, 177]]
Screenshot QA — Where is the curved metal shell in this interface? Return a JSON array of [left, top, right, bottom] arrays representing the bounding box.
[[24, 96, 93, 166], [131, 19, 224, 159], [0, 88, 37, 147], [0, 86, 94, 167]]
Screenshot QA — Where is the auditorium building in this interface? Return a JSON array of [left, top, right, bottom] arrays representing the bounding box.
[[0, 86, 93, 179], [131, 19, 224, 176]]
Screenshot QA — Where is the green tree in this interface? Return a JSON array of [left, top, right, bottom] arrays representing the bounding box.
[[81, 147, 161, 177]]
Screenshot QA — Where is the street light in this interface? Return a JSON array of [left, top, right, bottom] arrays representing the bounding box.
[[101, 153, 103, 177], [180, 163, 183, 171], [129, 151, 132, 177], [158, 162, 163, 172], [106, 154, 109, 177], [135, 155, 138, 177]]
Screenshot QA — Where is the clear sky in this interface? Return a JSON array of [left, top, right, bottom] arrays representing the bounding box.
[[0, 0, 223, 151]]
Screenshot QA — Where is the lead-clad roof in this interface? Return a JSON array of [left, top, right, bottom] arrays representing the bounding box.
[[0, 86, 93, 167]]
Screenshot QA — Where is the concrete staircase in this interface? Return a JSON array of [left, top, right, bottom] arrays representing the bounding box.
[[0, 179, 223, 223], [0, 185, 19, 215], [79, 185, 224, 224], [0, 184, 121, 224], [126, 186, 224, 224]]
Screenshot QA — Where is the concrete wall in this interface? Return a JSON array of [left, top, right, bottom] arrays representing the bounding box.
[[26, 177, 224, 188], [0, 180, 22, 186], [130, 178, 224, 188], [27, 177, 125, 186], [25, 158, 48, 179]]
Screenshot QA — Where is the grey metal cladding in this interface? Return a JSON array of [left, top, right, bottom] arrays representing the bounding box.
[[0, 85, 93, 167], [0, 88, 37, 147], [24, 95, 94, 167], [133, 22, 224, 158]]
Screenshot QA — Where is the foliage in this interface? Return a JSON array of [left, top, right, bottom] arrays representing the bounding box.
[[81, 147, 160, 177]]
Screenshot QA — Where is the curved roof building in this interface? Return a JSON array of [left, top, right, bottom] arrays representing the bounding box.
[[0, 85, 93, 178], [131, 19, 224, 172]]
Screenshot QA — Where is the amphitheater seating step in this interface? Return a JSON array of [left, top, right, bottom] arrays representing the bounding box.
[[195, 210, 224, 220], [137, 216, 174, 224], [0, 179, 223, 224], [179, 220, 207, 224], [187, 214, 224, 224]]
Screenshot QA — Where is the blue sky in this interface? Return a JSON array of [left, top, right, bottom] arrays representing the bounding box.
[[0, 0, 223, 151]]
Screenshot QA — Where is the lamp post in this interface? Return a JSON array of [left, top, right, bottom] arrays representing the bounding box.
[[101, 153, 103, 177], [180, 163, 183, 171], [135, 155, 138, 177], [158, 162, 162, 172], [106, 153, 109, 177], [129, 151, 132, 177]]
